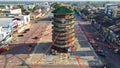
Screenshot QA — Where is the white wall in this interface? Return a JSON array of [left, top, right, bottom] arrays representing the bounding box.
[[17, 20, 24, 28], [24, 15, 30, 24], [10, 9, 22, 14], [4, 8, 22, 16], [15, 15, 30, 24], [0, 26, 2, 33]]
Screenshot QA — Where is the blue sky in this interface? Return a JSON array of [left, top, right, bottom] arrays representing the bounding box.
[[0, 0, 120, 1]]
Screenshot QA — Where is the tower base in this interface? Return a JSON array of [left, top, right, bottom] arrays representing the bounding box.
[[52, 46, 69, 53], [52, 41, 78, 53]]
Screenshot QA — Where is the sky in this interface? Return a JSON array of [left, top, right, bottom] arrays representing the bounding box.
[[0, 0, 120, 1]]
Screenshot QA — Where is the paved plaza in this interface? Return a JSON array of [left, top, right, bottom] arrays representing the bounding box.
[[25, 22, 103, 68], [0, 21, 103, 68]]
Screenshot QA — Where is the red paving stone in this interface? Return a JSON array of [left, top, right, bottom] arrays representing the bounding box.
[[0, 21, 50, 67]]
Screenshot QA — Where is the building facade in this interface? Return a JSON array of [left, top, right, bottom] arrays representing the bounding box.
[[14, 14, 30, 33], [0, 18, 14, 44], [105, 4, 120, 18], [3, 8, 22, 16]]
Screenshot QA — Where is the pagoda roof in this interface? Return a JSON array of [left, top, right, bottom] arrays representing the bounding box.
[[52, 7, 73, 14]]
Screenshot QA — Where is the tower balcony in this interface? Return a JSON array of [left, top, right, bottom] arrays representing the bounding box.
[[53, 41, 75, 48], [52, 26, 74, 32], [53, 24, 74, 29], [53, 20, 74, 24], [52, 30, 75, 36], [54, 40, 75, 46], [55, 37, 75, 43], [53, 29, 74, 33], [52, 33, 75, 40]]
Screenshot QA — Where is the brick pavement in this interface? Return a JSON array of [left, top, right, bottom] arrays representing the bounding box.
[[0, 21, 49, 68], [0, 21, 103, 68], [25, 22, 103, 68]]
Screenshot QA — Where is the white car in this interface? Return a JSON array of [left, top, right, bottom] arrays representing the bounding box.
[[113, 49, 120, 54]]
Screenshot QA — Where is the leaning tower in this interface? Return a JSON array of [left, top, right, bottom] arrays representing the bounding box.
[[52, 7, 76, 53]]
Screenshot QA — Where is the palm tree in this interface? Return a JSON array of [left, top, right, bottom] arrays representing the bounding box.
[[32, 5, 39, 12]]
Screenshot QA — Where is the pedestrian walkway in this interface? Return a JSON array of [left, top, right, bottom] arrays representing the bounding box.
[[25, 22, 103, 68], [0, 21, 49, 68]]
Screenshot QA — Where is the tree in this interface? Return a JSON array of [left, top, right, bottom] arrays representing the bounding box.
[[18, 5, 24, 11], [94, 4, 99, 7], [33, 5, 39, 12], [7, 5, 10, 8], [51, 2, 62, 9], [85, 5, 90, 9], [27, 7, 33, 12]]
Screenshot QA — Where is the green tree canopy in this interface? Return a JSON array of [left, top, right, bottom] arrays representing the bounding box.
[[33, 5, 39, 11], [17, 5, 24, 11], [27, 7, 33, 12], [51, 2, 62, 9]]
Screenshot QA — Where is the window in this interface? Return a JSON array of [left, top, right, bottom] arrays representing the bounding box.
[[4, 11, 10, 13], [26, 17, 29, 22]]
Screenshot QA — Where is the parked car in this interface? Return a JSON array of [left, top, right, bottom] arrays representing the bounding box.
[[94, 45, 104, 53], [80, 8, 91, 21], [93, 11, 120, 47], [91, 43, 106, 58], [113, 49, 120, 54], [100, 19, 114, 41], [96, 51, 106, 58], [35, 21, 38, 23], [0, 44, 9, 53], [93, 13, 106, 30], [107, 24, 120, 45], [97, 51, 105, 56]]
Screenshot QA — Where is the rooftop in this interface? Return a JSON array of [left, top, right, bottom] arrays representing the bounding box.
[[0, 18, 13, 27], [5, 8, 21, 11], [52, 7, 73, 14]]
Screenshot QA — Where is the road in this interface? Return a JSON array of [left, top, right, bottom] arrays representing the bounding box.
[[74, 13, 120, 68]]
